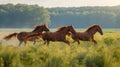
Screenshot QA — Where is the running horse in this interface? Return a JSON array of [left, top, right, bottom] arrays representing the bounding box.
[[3, 24, 49, 46], [68, 24, 103, 44], [25, 25, 76, 46]]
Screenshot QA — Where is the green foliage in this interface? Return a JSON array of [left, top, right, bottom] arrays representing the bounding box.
[[1, 4, 120, 28], [69, 52, 86, 67], [76, 53, 86, 64], [20, 50, 34, 65], [0, 46, 17, 67], [0, 31, 120, 67], [19, 45, 49, 66], [104, 38, 114, 45], [112, 48, 120, 61], [74, 52, 86, 64], [85, 54, 104, 67], [0, 4, 50, 28], [44, 57, 63, 67], [0, 41, 2, 50], [48, 6, 120, 28]]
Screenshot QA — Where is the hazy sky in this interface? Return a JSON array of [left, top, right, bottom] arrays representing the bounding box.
[[0, 0, 120, 7]]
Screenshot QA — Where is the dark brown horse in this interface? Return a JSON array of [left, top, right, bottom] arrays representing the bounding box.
[[25, 25, 76, 46], [3, 24, 49, 46], [68, 24, 103, 44]]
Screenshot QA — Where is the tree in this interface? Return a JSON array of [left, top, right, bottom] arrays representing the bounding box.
[[0, 4, 50, 28]]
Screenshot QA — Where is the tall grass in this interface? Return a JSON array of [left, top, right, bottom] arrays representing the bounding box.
[[0, 31, 120, 67]]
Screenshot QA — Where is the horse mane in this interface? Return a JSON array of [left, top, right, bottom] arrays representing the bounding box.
[[85, 24, 99, 32], [32, 24, 42, 32], [56, 26, 67, 32]]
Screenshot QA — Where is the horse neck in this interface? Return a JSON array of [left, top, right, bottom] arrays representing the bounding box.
[[57, 30, 68, 35], [72, 29, 77, 35], [32, 29, 43, 33], [86, 28, 97, 36]]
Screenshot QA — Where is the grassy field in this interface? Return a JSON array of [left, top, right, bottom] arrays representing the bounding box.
[[0, 29, 120, 67]]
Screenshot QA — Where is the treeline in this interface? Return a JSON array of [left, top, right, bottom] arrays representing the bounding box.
[[0, 4, 50, 28], [0, 4, 120, 28], [48, 6, 120, 28]]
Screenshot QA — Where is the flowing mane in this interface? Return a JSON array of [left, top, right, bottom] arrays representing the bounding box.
[[32, 24, 42, 32], [85, 24, 99, 32], [56, 26, 67, 32], [32, 24, 44, 32]]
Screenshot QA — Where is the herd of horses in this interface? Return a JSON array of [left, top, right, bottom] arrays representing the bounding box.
[[3, 24, 103, 46]]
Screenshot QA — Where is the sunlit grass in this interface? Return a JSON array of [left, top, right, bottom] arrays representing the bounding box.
[[0, 30, 120, 67]]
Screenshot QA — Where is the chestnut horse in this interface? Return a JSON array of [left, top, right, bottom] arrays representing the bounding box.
[[68, 24, 103, 44], [3, 24, 49, 46], [25, 25, 76, 46]]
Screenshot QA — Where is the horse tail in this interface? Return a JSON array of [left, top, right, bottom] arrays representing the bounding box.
[[3, 33, 18, 40], [25, 33, 42, 40]]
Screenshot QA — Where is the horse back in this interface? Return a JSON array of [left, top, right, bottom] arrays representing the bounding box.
[[17, 32, 37, 40], [42, 32, 65, 41], [72, 32, 91, 41]]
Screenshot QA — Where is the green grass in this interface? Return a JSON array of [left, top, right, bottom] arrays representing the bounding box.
[[0, 30, 120, 67]]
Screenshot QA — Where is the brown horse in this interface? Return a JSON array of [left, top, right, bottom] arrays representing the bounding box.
[[25, 25, 76, 46], [68, 24, 103, 44], [3, 24, 49, 46]]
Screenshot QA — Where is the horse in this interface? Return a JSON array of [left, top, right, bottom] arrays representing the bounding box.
[[3, 24, 49, 46], [68, 24, 103, 44], [25, 25, 76, 46]]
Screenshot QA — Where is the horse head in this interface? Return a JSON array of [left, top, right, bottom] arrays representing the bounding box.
[[86, 24, 103, 35], [32, 24, 50, 33], [95, 24, 103, 35], [67, 25, 76, 34]]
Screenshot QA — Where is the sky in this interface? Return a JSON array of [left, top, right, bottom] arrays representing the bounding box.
[[0, 0, 120, 8]]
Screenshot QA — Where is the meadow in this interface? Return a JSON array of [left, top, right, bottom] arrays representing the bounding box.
[[0, 28, 120, 67]]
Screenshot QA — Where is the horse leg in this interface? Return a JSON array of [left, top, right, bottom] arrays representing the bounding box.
[[44, 41, 46, 44], [43, 40, 47, 44], [24, 41, 27, 46], [19, 41, 23, 46], [73, 39, 80, 44], [63, 40, 70, 46], [77, 40, 80, 44], [72, 40, 76, 43], [92, 39, 97, 44], [75, 39, 80, 44], [46, 41, 50, 46], [33, 40, 36, 45]]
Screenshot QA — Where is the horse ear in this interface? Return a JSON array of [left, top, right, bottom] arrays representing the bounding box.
[[70, 24, 73, 27], [43, 24, 46, 26], [34, 24, 38, 28]]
